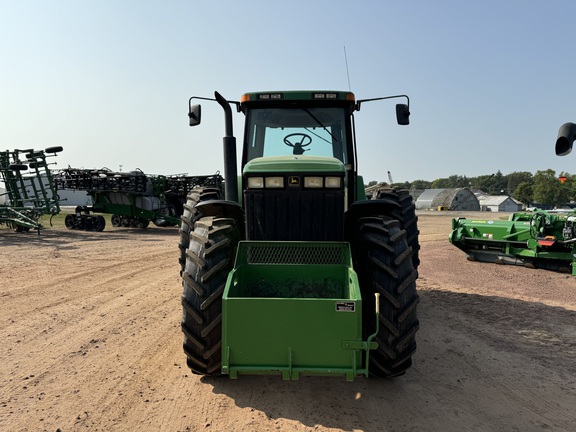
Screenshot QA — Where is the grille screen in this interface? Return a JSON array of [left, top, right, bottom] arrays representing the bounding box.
[[245, 243, 347, 265], [244, 189, 345, 241]]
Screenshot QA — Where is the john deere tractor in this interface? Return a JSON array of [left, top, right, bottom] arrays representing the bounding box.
[[179, 90, 419, 380]]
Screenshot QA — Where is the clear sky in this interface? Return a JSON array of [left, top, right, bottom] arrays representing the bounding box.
[[2, 0, 576, 183]]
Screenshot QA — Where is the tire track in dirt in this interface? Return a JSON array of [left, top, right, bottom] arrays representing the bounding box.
[[1, 229, 184, 431], [3, 217, 576, 431]]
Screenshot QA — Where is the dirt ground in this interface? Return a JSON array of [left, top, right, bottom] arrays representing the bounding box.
[[1, 211, 576, 432]]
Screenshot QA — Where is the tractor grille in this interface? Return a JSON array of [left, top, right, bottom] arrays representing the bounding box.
[[244, 189, 345, 241], [244, 242, 348, 265]]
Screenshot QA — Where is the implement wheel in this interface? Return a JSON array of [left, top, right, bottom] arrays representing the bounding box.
[[65, 214, 76, 230], [92, 215, 106, 232], [351, 216, 419, 377], [111, 214, 121, 227], [178, 187, 222, 273], [372, 188, 420, 269], [180, 216, 240, 375]]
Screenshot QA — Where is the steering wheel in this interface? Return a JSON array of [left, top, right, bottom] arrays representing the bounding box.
[[284, 133, 312, 155], [529, 212, 549, 238]]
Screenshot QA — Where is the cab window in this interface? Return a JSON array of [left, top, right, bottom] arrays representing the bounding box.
[[245, 108, 348, 163]]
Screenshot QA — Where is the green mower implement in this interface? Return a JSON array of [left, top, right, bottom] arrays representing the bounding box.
[[0, 146, 62, 232], [449, 121, 576, 275], [180, 90, 420, 380], [449, 209, 576, 274]]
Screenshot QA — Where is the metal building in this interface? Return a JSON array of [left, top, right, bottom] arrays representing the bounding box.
[[415, 188, 480, 211]]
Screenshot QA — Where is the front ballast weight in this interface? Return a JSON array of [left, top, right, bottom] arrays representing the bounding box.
[[220, 242, 380, 381]]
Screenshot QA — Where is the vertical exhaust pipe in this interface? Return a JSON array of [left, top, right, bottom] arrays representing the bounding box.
[[214, 91, 239, 203], [556, 122, 576, 156]]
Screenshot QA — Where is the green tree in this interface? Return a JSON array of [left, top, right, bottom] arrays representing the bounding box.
[[411, 179, 432, 189], [532, 169, 570, 207], [506, 171, 533, 196], [513, 182, 533, 207], [471, 171, 507, 194]]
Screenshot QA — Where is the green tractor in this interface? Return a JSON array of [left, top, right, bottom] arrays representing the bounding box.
[[180, 90, 420, 380]]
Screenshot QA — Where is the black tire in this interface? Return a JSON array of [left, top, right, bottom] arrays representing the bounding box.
[[372, 188, 420, 269], [178, 187, 223, 273], [111, 214, 121, 227], [136, 218, 150, 229], [351, 216, 419, 377], [29, 161, 46, 168], [93, 215, 106, 232], [65, 214, 76, 230], [180, 216, 240, 376]]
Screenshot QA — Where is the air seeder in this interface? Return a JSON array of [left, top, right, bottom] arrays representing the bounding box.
[[0, 146, 62, 232], [55, 167, 222, 231], [180, 90, 420, 380]]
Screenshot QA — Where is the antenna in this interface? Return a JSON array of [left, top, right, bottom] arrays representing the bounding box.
[[344, 46, 351, 91]]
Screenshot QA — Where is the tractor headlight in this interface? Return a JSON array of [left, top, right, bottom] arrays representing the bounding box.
[[325, 176, 341, 188], [304, 177, 323, 188], [265, 177, 284, 188], [247, 177, 264, 188]]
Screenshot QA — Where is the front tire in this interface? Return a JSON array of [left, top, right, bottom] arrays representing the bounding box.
[[178, 187, 223, 273], [351, 216, 419, 377], [372, 188, 420, 269], [180, 216, 240, 375]]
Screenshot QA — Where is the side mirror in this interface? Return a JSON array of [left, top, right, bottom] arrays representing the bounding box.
[[556, 122, 576, 156], [396, 104, 410, 125], [189, 104, 202, 127]]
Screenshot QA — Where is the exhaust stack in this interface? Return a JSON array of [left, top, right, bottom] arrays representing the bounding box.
[[556, 122, 576, 156]]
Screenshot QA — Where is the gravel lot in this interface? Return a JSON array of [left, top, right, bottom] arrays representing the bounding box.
[[1, 211, 575, 432]]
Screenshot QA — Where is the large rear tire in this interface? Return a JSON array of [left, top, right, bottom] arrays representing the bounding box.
[[351, 216, 419, 377], [178, 187, 223, 273], [372, 188, 420, 269], [180, 216, 240, 375]]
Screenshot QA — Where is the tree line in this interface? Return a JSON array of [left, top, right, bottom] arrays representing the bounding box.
[[369, 169, 575, 208]]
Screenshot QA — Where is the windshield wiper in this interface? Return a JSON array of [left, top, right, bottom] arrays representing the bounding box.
[[303, 108, 339, 144]]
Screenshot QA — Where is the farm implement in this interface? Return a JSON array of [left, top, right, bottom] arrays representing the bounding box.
[[179, 90, 420, 380], [449, 209, 576, 274], [449, 121, 576, 275], [0, 146, 62, 232], [55, 167, 223, 231]]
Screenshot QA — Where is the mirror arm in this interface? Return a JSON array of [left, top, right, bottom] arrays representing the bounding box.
[[355, 94, 409, 111]]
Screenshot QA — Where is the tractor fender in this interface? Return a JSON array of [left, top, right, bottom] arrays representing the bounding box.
[[194, 200, 245, 233]]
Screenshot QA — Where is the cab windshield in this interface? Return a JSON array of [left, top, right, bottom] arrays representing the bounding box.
[[244, 107, 349, 164]]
